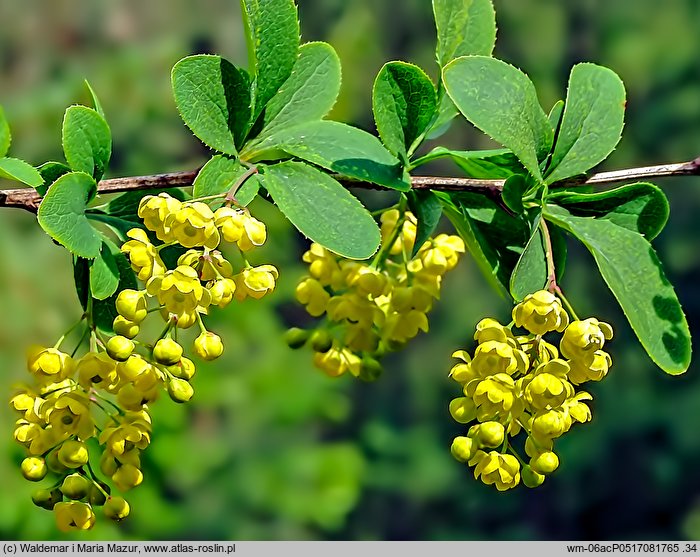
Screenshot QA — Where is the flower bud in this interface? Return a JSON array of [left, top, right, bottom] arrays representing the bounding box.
[[310, 330, 333, 353], [167, 377, 194, 403], [104, 496, 130, 522], [153, 338, 183, 365], [359, 357, 383, 382], [89, 482, 110, 507], [521, 464, 546, 488], [32, 488, 62, 510], [450, 436, 476, 462], [106, 335, 135, 362], [167, 357, 196, 380], [113, 316, 140, 339], [21, 457, 48, 481], [193, 332, 224, 361], [284, 327, 310, 349], [530, 451, 559, 475], [61, 474, 91, 500], [478, 421, 505, 448], [58, 440, 90, 469], [115, 289, 148, 323]]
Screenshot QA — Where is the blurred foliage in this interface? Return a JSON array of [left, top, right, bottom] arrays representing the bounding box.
[[2, 0, 700, 541]]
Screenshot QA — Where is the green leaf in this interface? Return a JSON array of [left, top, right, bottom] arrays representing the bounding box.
[[372, 62, 437, 160], [250, 121, 409, 191], [501, 174, 528, 214], [36, 162, 71, 196], [261, 42, 341, 135], [241, 0, 300, 119], [90, 241, 120, 300], [74, 246, 137, 332], [411, 146, 525, 179], [262, 161, 380, 259], [192, 155, 259, 206], [37, 171, 102, 259], [548, 99, 565, 133], [433, 0, 496, 66], [171, 55, 251, 154], [0, 106, 10, 158], [443, 56, 553, 182], [439, 191, 533, 299], [84, 80, 105, 118], [62, 105, 112, 180], [425, 94, 459, 140], [510, 216, 548, 301], [544, 204, 691, 374], [0, 157, 43, 188], [548, 182, 668, 240], [545, 63, 626, 184], [408, 190, 443, 257]]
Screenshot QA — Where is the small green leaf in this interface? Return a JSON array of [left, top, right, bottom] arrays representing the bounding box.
[[90, 241, 120, 300], [250, 120, 408, 191], [84, 80, 105, 118], [261, 42, 341, 135], [172, 55, 251, 154], [549, 182, 668, 240], [37, 171, 102, 259], [262, 161, 380, 259], [548, 99, 565, 133], [443, 56, 552, 182], [0, 157, 43, 188], [36, 162, 71, 196], [544, 204, 691, 374], [433, 0, 496, 66], [545, 63, 626, 184], [501, 174, 528, 214], [510, 216, 548, 301], [373, 61, 437, 160], [411, 146, 525, 179], [193, 155, 259, 206], [62, 105, 111, 180], [425, 94, 459, 141], [0, 106, 10, 158], [408, 190, 443, 257], [241, 0, 300, 119], [74, 246, 137, 332]]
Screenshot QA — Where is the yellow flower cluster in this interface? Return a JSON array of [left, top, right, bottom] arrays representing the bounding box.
[[448, 290, 613, 490], [289, 208, 465, 380], [11, 192, 276, 531]]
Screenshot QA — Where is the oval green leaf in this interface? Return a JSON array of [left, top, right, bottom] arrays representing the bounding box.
[[544, 204, 691, 374], [261, 42, 341, 135], [0, 105, 10, 158], [433, 0, 496, 66], [171, 55, 250, 154], [443, 56, 552, 182], [90, 241, 120, 300], [37, 171, 102, 259], [545, 63, 626, 184], [62, 105, 112, 180], [0, 157, 43, 188], [262, 161, 380, 259]]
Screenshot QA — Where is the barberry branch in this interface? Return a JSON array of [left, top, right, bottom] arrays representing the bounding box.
[[1, 156, 699, 214]]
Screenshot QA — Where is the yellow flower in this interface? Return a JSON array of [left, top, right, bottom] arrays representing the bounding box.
[[313, 346, 362, 377], [295, 278, 330, 317], [54, 501, 96, 532], [137, 193, 182, 242], [164, 202, 220, 249], [193, 332, 224, 361], [513, 290, 569, 335], [521, 359, 574, 411], [116, 289, 149, 323], [560, 318, 613, 364], [388, 286, 433, 313], [76, 352, 119, 392], [327, 293, 381, 328], [380, 209, 417, 255], [568, 350, 612, 384], [214, 207, 267, 250], [26, 346, 74, 384], [209, 278, 237, 308], [473, 451, 521, 491], [382, 309, 429, 343], [121, 228, 166, 282], [233, 265, 278, 300], [104, 497, 130, 522], [471, 373, 520, 420], [147, 265, 212, 314], [112, 463, 143, 491], [470, 340, 529, 378], [302, 243, 343, 288], [46, 392, 95, 440], [343, 264, 388, 297]]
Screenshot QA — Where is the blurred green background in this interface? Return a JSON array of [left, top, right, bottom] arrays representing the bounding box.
[[2, 0, 700, 541]]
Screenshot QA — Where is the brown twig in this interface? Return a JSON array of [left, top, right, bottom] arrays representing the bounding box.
[[1, 156, 699, 214]]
